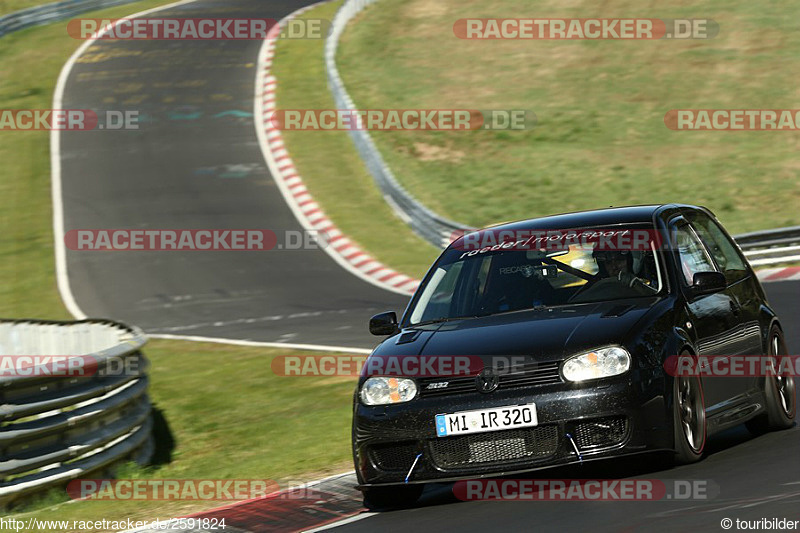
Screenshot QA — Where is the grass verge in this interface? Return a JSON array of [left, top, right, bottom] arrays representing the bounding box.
[[1, 0, 65, 16], [335, 0, 800, 234]]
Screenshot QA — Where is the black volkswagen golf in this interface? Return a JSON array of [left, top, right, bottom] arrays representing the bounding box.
[[353, 205, 795, 508]]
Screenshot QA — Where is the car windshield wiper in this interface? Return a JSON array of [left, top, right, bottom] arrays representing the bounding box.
[[476, 304, 549, 318], [411, 316, 476, 327]]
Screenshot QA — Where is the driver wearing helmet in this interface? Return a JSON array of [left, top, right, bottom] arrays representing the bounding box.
[[592, 249, 655, 294]]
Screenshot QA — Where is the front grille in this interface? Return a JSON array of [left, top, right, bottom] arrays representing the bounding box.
[[369, 442, 418, 471], [419, 361, 562, 397], [429, 425, 559, 469], [574, 416, 629, 449], [500, 361, 563, 388]]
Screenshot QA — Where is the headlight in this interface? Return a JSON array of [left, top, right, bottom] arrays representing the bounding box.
[[562, 347, 631, 382], [360, 377, 417, 405]]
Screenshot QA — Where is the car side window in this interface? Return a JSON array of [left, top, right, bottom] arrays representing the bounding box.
[[673, 223, 717, 285], [690, 215, 747, 280]]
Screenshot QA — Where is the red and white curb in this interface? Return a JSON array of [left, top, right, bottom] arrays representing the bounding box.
[[253, 5, 420, 296], [756, 267, 800, 283], [122, 472, 365, 533]]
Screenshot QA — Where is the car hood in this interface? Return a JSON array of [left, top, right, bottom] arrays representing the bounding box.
[[374, 298, 659, 364]]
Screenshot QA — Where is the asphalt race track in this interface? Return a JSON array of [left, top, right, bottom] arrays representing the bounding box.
[[333, 282, 800, 533], [58, 0, 411, 349], [55, 0, 800, 530]]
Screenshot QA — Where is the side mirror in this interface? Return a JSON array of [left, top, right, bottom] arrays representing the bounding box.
[[369, 311, 399, 336], [691, 271, 726, 296]]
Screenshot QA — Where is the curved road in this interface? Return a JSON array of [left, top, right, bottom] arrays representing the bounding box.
[[55, 0, 800, 529], [58, 0, 410, 349]]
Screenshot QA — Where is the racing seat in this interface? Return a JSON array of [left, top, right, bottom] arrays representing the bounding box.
[[479, 255, 554, 314]]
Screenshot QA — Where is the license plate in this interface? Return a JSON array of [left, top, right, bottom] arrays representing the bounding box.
[[435, 404, 537, 437]]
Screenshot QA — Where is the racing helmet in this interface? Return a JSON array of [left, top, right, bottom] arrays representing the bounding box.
[[592, 248, 633, 276]]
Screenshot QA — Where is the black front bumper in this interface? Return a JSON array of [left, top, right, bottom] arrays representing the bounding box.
[[353, 376, 671, 487]]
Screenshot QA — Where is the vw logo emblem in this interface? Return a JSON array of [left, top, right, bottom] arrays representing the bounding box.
[[476, 368, 499, 393]]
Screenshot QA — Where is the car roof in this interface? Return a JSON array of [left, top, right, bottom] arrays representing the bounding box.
[[476, 204, 708, 233]]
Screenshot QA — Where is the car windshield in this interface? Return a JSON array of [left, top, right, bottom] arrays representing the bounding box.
[[408, 226, 664, 325]]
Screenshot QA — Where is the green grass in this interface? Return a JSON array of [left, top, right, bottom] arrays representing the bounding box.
[[0, 22, 72, 319], [335, 0, 800, 234], [0, 0, 57, 16], [15, 338, 358, 530], [271, 0, 439, 279]]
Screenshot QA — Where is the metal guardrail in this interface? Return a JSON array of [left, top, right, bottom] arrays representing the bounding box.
[[0, 0, 142, 38], [0, 319, 152, 508], [735, 226, 800, 266], [325, 0, 469, 249]]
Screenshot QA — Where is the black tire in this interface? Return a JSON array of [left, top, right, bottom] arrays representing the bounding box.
[[746, 327, 796, 434], [673, 353, 707, 464], [362, 484, 424, 510]]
